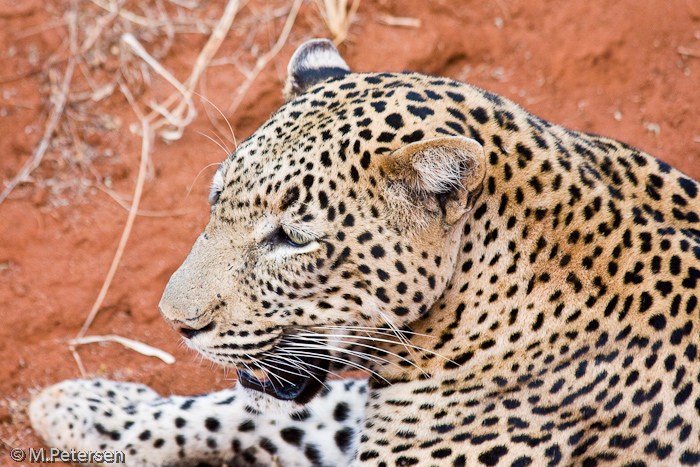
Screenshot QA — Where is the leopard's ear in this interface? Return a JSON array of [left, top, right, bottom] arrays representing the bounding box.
[[381, 136, 486, 229], [284, 39, 351, 101]]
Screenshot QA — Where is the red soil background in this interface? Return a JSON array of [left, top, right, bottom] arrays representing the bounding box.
[[1, 0, 699, 464]]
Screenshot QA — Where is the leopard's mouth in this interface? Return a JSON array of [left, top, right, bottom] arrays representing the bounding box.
[[237, 348, 330, 405]]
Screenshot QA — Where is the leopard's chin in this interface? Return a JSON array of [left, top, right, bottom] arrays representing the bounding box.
[[237, 348, 330, 405]]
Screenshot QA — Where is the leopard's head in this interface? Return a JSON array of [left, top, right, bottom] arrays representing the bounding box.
[[159, 39, 486, 404]]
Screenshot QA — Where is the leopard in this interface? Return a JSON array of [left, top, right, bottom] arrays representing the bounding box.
[[30, 38, 700, 467]]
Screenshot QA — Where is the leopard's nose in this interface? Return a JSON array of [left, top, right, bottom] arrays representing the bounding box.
[[160, 308, 215, 339]]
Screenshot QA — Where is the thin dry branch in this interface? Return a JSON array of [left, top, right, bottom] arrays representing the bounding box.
[[171, 0, 240, 121], [315, 0, 361, 45], [678, 46, 700, 58], [226, 0, 303, 115], [376, 15, 421, 28], [89, 0, 215, 29], [81, 0, 129, 54], [0, 437, 18, 450], [75, 82, 151, 341], [144, 0, 240, 140], [69, 335, 175, 364], [13, 18, 68, 40], [121, 32, 196, 139], [70, 1, 244, 371], [90, 0, 152, 27], [0, 10, 77, 207]]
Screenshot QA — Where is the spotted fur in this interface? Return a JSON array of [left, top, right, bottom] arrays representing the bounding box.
[[32, 39, 700, 467], [30, 378, 366, 466]]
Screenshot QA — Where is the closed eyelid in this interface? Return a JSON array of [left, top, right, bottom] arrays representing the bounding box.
[[209, 169, 225, 206]]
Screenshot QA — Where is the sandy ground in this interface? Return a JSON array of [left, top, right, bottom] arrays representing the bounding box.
[[1, 0, 699, 464]]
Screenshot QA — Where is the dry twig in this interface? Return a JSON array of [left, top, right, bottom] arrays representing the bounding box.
[[72, 0, 244, 373], [69, 335, 175, 364], [89, 0, 214, 29], [157, 0, 241, 137], [0, 9, 77, 207], [0, 437, 18, 449], [678, 46, 700, 58], [70, 80, 154, 376], [5, 0, 304, 372], [75, 82, 151, 342], [81, 0, 129, 54], [226, 0, 303, 115], [376, 15, 421, 28], [315, 0, 361, 45], [121, 32, 196, 139]]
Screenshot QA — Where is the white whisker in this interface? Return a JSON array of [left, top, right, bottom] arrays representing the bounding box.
[[274, 347, 390, 385], [285, 337, 430, 378], [378, 309, 425, 376], [289, 331, 451, 362], [265, 351, 343, 380], [263, 354, 341, 383], [302, 324, 436, 339], [253, 360, 297, 387], [279, 337, 395, 369], [197, 131, 230, 157], [192, 89, 237, 148], [211, 130, 231, 154], [185, 161, 221, 199], [261, 355, 333, 394]]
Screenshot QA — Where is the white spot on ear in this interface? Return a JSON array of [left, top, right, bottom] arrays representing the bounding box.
[[284, 39, 351, 100], [287, 38, 350, 77]]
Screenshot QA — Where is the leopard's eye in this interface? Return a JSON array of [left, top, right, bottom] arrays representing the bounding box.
[[208, 189, 221, 206], [281, 226, 312, 247], [209, 167, 224, 206]]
